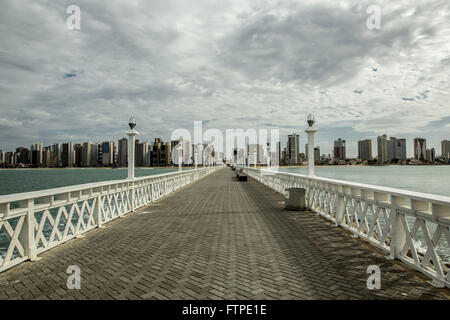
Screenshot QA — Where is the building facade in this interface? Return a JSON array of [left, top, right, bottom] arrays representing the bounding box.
[[442, 140, 450, 159], [333, 138, 346, 160], [357, 139, 372, 161], [414, 138, 427, 161], [287, 133, 299, 165]]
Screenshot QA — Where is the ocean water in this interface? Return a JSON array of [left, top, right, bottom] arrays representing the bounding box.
[[276, 165, 450, 197], [0, 167, 189, 196]]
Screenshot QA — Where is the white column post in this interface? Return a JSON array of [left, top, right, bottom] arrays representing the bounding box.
[[266, 145, 271, 168], [126, 129, 138, 180], [254, 149, 257, 169], [389, 195, 407, 260], [305, 127, 317, 177], [19, 199, 38, 261]]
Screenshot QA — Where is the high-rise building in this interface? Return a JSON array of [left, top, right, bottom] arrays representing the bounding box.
[[3, 152, 13, 165], [287, 133, 299, 165], [387, 138, 395, 162], [150, 138, 170, 167], [192, 143, 204, 165], [62, 142, 74, 167], [357, 139, 372, 161], [426, 148, 435, 163], [442, 140, 450, 159], [101, 141, 114, 166], [135, 141, 148, 167], [377, 135, 406, 163], [272, 141, 281, 166], [203, 144, 215, 165], [118, 138, 127, 167], [393, 138, 406, 160], [82, 142, 92, 167], [377, 134, 388, 163], [247, 144, 259, 165], [281, 147, 287, 165], [42, 146, 51, 167], [15, 147, 30, 165], [30, 143, 43, 167], [0, 150, 3, 164], [314, 147, 320, 164], [414, 138, 426, 161], [50, 143, 61, 167], [91, 144, 99, 166], [74, 144, 83, 167], [237, 148, 245, 165], [232, 148, 238, 164], [183, 140, 191, 165], [170, 140, 180, 165], [333, 138, 346, 160]]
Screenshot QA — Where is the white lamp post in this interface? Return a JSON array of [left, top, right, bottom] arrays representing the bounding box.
[[305, 114, 317, 176], [253, 149, 257, 169], [126, 116, 138, 180]]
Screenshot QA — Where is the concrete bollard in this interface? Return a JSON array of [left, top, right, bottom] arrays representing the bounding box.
[[285, 188, 306, 211]]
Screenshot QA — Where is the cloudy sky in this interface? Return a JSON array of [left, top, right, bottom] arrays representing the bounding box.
[[0, 0, 449, 157]]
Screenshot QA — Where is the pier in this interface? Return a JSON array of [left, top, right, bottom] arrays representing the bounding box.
[[0, 167, 448, 300]]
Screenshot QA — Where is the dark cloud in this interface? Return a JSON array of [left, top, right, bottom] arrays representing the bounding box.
[[0, 0, 449, 157]]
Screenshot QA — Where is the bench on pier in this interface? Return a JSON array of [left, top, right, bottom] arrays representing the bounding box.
[[236, 170, 248, 181]]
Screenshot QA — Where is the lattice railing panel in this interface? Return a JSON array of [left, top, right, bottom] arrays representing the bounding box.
[[0, 167, 219, 273], [243, 167, 450, 288]]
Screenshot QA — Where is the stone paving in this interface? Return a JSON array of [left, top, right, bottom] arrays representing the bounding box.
[[0, 167, 448, 300]]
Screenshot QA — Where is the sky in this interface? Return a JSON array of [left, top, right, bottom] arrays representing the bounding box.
[[0, 0, 449, 158]]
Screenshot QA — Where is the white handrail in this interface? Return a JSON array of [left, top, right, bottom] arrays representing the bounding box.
[[243, 167, 450, 289], [0, 168, 199, 203]]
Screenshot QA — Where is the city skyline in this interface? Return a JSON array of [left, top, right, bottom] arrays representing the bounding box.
[[1, 132, 449, 168], [1, 1, 449, 156]]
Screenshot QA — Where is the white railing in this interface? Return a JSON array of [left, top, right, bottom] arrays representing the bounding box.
[[243, 167, 450, 288], [0, 167, 221, 273]]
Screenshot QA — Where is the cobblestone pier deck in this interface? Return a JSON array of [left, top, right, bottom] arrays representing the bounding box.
[[0, 168, 448, 300]]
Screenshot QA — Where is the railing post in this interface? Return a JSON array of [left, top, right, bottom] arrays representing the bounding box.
[[389, 195, 406, 260], [20, 199, 38, 261], [95, 193, 103, 228], [130, 181, 135, 213], [335, 189, 345, 227]]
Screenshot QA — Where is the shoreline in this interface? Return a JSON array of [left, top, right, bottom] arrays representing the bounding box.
[[0, 167, 195, 170]]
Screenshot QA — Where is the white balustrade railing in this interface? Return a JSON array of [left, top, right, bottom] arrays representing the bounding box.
[[0, 167, 221, 273], [243, 167, 450, 288]]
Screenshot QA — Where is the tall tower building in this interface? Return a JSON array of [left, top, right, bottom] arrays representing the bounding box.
[[247, 144, 259, 165], [287, 133, 299, 165], [442, 140, 450, 159], [333, 138, 346, 160], [90, 144, 98, 166], [413, 138, 426, 161], [393, 138, 406, 160], [118, 138, 128, 167], [426, 148, 436, 163], [314, 147, 320, 164], [377, 134, 388, 164], [82, 142, 92, 167], [62, 142, 74, 167], [357, 139, 372, 161], [170, 140, 180, 165]]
